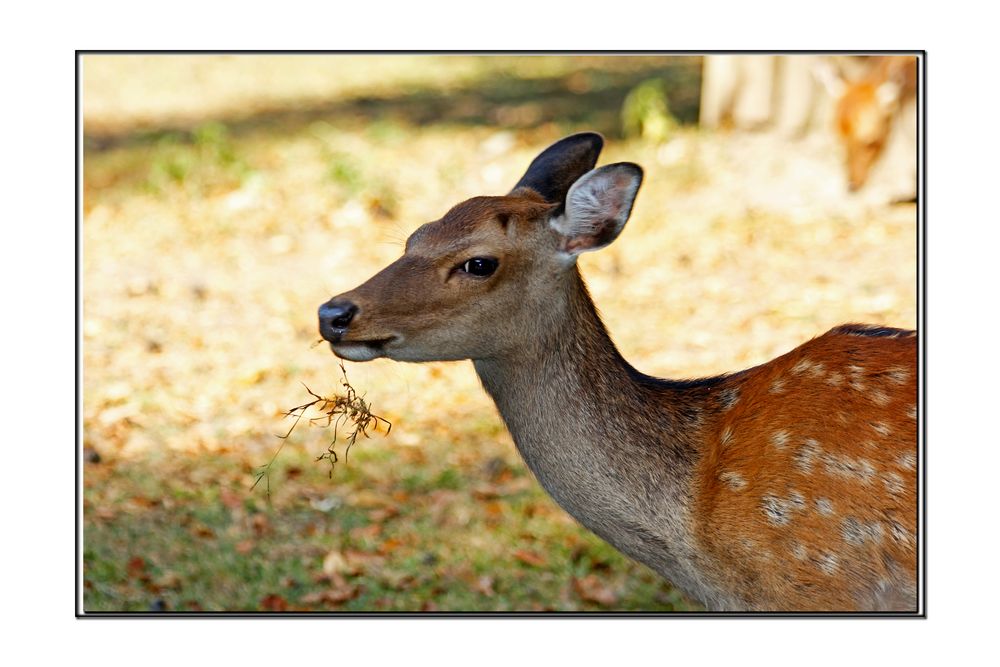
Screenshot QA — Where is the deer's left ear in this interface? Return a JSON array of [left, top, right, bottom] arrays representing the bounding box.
[[551, 163, 643, 257]]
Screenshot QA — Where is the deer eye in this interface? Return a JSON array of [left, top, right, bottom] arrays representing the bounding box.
[[460, 257, 498, 277]]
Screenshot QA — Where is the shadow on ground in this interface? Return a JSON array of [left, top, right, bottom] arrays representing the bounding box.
[[84, 59, 702, 152]]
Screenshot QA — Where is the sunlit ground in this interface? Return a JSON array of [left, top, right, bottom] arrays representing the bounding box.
[[81, 55, 916, 612]]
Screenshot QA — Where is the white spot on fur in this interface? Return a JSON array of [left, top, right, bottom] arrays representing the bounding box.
[[761, 491, 807, 526], [792, 359, 825, 377], [770, 430, 790, 450], [787, 489, 806, 511], [888, 520, 913, 547], [869, 388, 891, 406], [842, 517, 885, 546], [866, 521, 885, 544], [822, 453, 876, 484], [718, 387, 740, 411], [883, 471, 905, 495], [792, 542, 808, 560], [907, 404, 917, 420], [769, 377, 786, 394], [871, 421, 892, 437], [720, 470, 747, 491], [826, 371, 844, 387], [817, 551, 839, 575], [886, 367, 910, 385], [720, 426, 734, 447], [848, 365, 866, 391], [842, 517, 865, 545], [761, 494, 790, 526], [897, 452, 916, 471], [795, 439, 821, 473], [815, 497, 835, 515]]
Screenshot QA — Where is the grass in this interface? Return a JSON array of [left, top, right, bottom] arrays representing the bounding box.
[[83, 447, 690, 612], [81, 55, 916, 613]]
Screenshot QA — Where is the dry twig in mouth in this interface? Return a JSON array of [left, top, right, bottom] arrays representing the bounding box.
[[252, 360, 391, 497]]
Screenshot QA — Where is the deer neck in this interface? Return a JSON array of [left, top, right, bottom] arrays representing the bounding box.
[[472, 269, 711, 549]]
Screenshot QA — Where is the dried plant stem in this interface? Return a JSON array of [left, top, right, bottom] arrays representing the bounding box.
[[252, 361, 391, 497]]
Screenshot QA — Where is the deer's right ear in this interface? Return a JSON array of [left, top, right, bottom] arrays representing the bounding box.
[[511, 132, 604, 208]]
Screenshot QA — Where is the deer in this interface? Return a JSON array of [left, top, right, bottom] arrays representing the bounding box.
[[816, 55, 918, 195], [317, 133, 918, 612]]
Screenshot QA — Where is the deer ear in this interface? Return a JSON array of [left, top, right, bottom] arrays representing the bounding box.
[[511, 132, 604, 208], [551, 163, 643, 257], [876, 80, 902, 109], [813, 60, 846, 98]]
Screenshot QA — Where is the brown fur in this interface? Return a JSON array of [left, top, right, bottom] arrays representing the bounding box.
[[693, 328, 917, 610]]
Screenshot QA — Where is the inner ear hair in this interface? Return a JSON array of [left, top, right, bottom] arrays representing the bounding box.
[[552, 163, 642, 255]]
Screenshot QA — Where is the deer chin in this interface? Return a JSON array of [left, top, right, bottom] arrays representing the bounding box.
[[330, 337, 396, 362]]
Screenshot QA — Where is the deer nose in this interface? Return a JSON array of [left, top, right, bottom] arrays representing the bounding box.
[[318, 299, 358, 341]]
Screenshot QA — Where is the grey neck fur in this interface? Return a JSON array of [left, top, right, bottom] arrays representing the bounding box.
[[472, 269, 727, 606]]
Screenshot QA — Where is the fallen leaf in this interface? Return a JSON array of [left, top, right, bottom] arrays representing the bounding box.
[[251, 513, 270, 536], [513, 549, 547, 568], [344, 550, 386, 574], [95, 506, 117, 521], [368, 507, 399, 523], [260, 594, 288, 611], [129, 495, 160, 509], [126, 556, 147, 579], [472, 484, 501, 500], [381, 569, 416, 590], [192, 525, 215, 539], [220, 487, 243, 510], [300, 584, 360, 607], [378, 537, 404, 554], [573, 575, 618, 606]]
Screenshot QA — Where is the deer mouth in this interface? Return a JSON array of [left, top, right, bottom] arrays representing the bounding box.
[[330, 336, 397, 362]]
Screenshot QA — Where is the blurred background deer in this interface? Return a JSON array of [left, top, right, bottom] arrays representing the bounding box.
[[701, 54, 918, 201]]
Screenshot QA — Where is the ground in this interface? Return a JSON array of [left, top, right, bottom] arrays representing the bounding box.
[[81, 55, 916, 612]]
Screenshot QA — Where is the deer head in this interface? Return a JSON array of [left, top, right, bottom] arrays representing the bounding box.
[[815, 57, 914, 192], [317, 132, 643, 363]]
